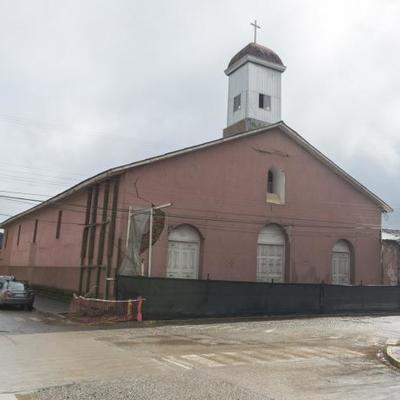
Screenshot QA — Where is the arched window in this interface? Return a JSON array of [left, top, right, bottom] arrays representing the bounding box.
[[267, 170, 274, 193], [331, 240, 351, 284], [266, 168, 285, 204], [167, 225, 200, 279], [257, 225, 285, 283]]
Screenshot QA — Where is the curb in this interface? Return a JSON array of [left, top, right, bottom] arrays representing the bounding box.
[[33, 307, 68, 320], [385, 346, 400, 369], [36, 311, 400, 331]]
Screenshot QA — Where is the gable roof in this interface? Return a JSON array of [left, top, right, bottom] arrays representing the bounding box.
[[0, 121, 392, 227]]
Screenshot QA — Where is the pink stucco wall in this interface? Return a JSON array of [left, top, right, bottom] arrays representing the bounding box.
[[0, 126, 385, 294], [119, 127, 382, 284], [0, 191, 87, 268], [0, 178, 123, 296]]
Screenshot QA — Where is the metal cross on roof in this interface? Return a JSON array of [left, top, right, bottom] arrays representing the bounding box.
[[250, 20, 261, 43]]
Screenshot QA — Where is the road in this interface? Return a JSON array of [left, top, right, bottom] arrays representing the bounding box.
[[1, 310, 400, 399], [0, 307, 74, 335]]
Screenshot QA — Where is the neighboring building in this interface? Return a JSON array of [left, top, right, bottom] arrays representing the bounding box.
[[382, 229, 400, 286], [0, 231, 3, 266], [0, 41, 392, 298]]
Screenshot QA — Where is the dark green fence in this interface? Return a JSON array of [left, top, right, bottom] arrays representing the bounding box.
[[116, 275, 400, 319]]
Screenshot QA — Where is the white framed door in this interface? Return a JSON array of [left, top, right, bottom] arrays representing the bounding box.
[[257, 225, 285, 283], [167, 241, 199, 279], [166, 225, 200, 279], [332, 240, 351, 284], [257, 244, 285, 282]]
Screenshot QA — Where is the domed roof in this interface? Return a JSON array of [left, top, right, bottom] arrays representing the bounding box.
[[227, 42, 284, 70]]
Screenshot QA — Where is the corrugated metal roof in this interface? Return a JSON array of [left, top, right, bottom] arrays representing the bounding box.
[[228, 42, 284, 69], [382, 229, 400, 242], [0, 121, 393, 227]]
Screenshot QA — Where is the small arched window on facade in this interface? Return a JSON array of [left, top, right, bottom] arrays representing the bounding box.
[[331, 240, 351, 285], [266, 168, 285, 204], [167, 225, 201, 280]]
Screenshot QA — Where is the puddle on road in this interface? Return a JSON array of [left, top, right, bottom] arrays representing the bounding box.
[[117, 337, 193, 347]]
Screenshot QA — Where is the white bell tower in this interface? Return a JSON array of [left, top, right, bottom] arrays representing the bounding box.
[[223, 21, 286, 137]]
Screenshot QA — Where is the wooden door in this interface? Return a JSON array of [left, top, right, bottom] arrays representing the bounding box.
[[167, 240, 199, 279], [257, 244, 285, 282]]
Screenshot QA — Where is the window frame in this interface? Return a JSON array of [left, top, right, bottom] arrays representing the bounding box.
[[33, 219, 38, 243], [56, 210, 63, 239], [259, 93, 271, 111], [267, 170, 274, 193], [266, 168, 286, 205], [233, 94, 241, 112], [17, 225, 21, 246]]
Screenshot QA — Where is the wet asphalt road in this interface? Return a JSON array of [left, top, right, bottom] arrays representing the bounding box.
[[0, 307, 66, 335], [1, 312, 400, 399]]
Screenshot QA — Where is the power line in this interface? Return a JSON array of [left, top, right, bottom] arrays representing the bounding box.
[[0, 195, 44, 204], [0, 190, 51, 198], [0, 173, 78, 185], [0, 207, 385, 235], [0, 168, 84, 182], [0, 192, 387, 230], [0, 186, 393, 233], [0, 178, 70, 188], [0, 160, 87, 178]]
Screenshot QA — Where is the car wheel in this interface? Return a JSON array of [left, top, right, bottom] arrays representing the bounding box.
[[25, 303, 34, 311]]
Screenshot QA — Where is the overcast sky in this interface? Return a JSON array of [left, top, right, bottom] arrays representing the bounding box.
[[0, 0, 399, 227]]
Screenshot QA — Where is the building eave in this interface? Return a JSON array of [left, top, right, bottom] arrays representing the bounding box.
[[224, 54, 286, 76], [382, 229, 400, 242], [0, 121, 392, 227], [276, 123, 393, 213]]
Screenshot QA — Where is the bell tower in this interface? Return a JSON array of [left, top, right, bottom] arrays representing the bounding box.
[[223, 23, 286, 137]]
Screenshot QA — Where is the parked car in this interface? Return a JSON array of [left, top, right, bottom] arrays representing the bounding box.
[[0, 279, 34, 310], [0, 275, 16, 282]]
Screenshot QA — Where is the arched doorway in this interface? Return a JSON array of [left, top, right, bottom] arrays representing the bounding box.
[[257, 225, 286, 282], [167, 225, 200, 279], [331, 240, 351, 284]]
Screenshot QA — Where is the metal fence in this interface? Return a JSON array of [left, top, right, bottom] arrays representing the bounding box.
[[117, 275, 400, 320]]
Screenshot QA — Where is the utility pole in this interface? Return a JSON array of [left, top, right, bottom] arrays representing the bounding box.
[[148, 207, 154, 276], [126, 206, 132, 249]]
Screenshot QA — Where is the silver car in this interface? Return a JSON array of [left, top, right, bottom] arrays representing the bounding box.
[[0, 280, 35, 310]]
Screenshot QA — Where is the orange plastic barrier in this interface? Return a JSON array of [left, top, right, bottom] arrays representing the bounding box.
[[69, 294, 145, 323]]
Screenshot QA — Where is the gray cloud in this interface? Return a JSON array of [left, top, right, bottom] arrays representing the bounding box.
[[0, 0, 399, 226]]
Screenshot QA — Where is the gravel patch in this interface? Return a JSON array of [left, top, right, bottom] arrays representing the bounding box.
[[32, 372, 272, 400]]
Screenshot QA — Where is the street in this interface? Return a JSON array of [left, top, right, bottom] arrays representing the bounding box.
[[1, 311, 400, 399], [0, 307, 75, 335]]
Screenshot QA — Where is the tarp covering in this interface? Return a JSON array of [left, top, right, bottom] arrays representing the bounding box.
[[119, 208, 165, 276]]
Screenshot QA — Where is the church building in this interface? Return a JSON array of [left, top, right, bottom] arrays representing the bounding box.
[[0, 38, 392, 299]]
